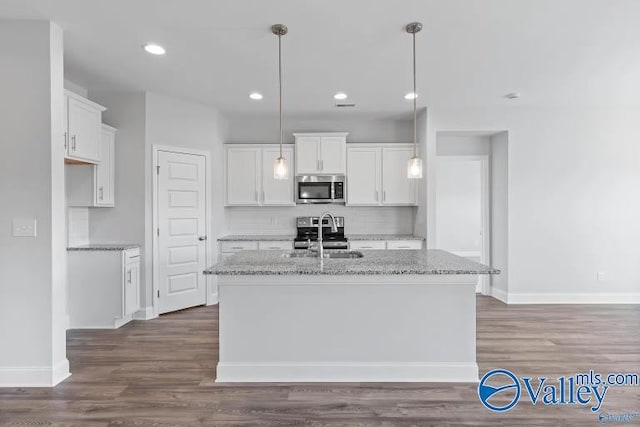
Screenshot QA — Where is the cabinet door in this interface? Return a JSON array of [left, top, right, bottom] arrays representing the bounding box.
[[382, 147, 417, 205], [347, 147, 381, 205], [319, 137, 346, 174], [67, 96, 101, 163], [226, 147, 260, 205], [124, 261, 140, 316], [295, 136, 320, 174], [95, 127, 115, 206], [262, 146, 295, 205]]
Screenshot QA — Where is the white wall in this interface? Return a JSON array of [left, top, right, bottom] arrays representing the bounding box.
[[437, 134, 491, 156], [227, 114, 413, 143], [427, 107, 640, 302], [490, 132, 509, 297], [0, 20, 68, 386]]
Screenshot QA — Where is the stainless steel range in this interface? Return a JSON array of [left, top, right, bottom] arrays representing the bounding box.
[[294, 216, 348, 250]]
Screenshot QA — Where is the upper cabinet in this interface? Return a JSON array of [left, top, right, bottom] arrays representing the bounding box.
[[294, 133, 347, 175], [65, 90, 106, 164], [66, 124, 117, 207], [346, 144, 418, 206], [225, 144, 295, 206]]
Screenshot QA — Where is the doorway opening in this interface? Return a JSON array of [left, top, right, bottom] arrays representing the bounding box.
[[435, 131, 508, 300]]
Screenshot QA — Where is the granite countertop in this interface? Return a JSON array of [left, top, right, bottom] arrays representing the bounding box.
[[67, 244, 140, 251], [347, 234, 425, 241], [218, 234, 424, 241], [205, 249, 499, 276], [218, 235, 296, 242]]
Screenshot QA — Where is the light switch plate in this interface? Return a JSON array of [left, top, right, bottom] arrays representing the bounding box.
[[13, 218, 37, 237]]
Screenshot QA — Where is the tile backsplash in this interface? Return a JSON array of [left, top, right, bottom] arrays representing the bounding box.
[[67, 207, 89, 247]]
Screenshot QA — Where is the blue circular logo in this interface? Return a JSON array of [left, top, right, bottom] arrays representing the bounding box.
[[478, 369, 521, 412]]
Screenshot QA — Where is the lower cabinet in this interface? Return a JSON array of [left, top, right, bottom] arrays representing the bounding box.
[[68, 247, 141, 329], [350, 240, 423, 250], [219, 240, 292, 260]]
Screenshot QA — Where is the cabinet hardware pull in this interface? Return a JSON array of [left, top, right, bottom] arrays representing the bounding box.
[[375, 190, 379, 201], [320, 159, 323, 171], [231, 246, 243, 249], [127, 271, 132, 283], [262, 190, 265, 203], [71, 135, 77, 151], [128, 255, 140, 259], [64, 132, 68, 149], [383, 190, 386, 202], [99, 187, 104, 200], [317, 160, 321, 171], [198, 236, 207, 241]]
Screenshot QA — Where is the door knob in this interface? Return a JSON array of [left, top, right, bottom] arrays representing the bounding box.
[[198, 236, 207, 241]]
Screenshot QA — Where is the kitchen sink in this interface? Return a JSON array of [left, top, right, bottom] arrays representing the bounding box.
[[283, 250, 364, 259]]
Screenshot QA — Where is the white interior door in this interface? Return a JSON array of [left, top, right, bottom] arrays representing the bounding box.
[[157, 151, 207, 314], [436, 156, 489, 293]]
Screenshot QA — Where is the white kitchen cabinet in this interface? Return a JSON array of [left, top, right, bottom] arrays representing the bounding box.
[[346, 144, 417, 206], [95, 125, 116, 206], [257, 241, 293, 250], [225, 144, 295, 206], [66, 124, 117, 207], [346, 146, 381, 205], [262, 146, 295, 205], [68, 247, 141, 329], [65, 90, 106, 164], [219, 240, 293, 260], [350, 240, 423, 250], [382, 146, 418, 205], [294, 133, 348, 175]]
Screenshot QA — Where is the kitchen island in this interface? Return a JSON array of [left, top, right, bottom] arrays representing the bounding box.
[[205, 249, 498, 383]]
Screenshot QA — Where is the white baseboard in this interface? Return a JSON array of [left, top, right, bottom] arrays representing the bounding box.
[[490, 287, 508, 303], [506, 292, 640, 304], [0, 359, 70, 387], [133, 306, 157, 320], [216, 362, 479, 383]]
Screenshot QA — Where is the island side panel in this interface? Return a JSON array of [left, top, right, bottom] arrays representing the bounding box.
[[216, 274, 478, 382]]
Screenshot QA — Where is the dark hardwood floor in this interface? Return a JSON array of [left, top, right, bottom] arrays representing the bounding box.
[[1, 296, 638, 426]]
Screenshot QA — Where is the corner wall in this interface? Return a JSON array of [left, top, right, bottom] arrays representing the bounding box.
[[0, 20, 69, 386]]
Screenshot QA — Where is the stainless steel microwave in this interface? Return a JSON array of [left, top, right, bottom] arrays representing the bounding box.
[[296, 175, 345, 204]]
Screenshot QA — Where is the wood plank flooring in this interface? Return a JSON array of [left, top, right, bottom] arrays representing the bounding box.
[[1, 296, 638, 426]]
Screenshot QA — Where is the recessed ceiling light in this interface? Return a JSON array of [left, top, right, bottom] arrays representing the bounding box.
[[334, 92, 348, 100], [249, 92, 263, 100], [504, 92, 521, 99], [143, 43, 166, 55], [404, 92, 418, 100]]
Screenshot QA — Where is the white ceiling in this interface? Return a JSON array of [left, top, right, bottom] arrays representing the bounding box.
[[2, 0, 640, 117]]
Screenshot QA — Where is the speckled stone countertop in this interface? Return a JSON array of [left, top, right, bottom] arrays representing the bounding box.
[[67, 244, 140, 251], [205, 249, 499, 276], [218, 234, 424, 241], [218, 235, 295, 241], [347, 234, 425, 241]]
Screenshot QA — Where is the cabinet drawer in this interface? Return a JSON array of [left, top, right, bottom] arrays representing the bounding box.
[[220, 241, 258, 252], [258, 241, 292, 250], [124, 247, 141, 263], [350, 240, 387, 250], [387, 240, 423, 250]]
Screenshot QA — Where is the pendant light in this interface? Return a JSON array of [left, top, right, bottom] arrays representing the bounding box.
[[406, 22, 423, 179], [272, 24, 289, 180]]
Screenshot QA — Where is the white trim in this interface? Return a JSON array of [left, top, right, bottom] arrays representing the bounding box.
[[506, 292, 640, 304], [491, 287, 508, 303], [207, 275, 219, 305], [133, 306, 157, 320], [292, 132, 349, 138], [216, 362, 478, 383], [0, 359, 70, 387], [435, 155, 491, 295], [152, 145, 212, 317]]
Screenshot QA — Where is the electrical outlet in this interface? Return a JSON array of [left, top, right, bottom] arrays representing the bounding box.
[[597, 271, 607, 281], [13, 218, 37, 237]]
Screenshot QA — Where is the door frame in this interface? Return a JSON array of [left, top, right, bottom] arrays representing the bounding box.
[[152, 145, 213, 317], [435, 155, 490, 295]]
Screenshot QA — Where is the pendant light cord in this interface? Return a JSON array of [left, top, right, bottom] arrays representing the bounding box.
[[278, 33, 283, 158], [412, 31, 417, 158]]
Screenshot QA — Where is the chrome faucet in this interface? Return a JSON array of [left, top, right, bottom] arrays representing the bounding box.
[[317, 212, 338, 259]]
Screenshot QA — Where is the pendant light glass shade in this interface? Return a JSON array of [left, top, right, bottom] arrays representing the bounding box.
[[407, 156, 423, 179], [406, 22, 423, 180], [274, 156, 289, 180], [272, 24, 289, 180]]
